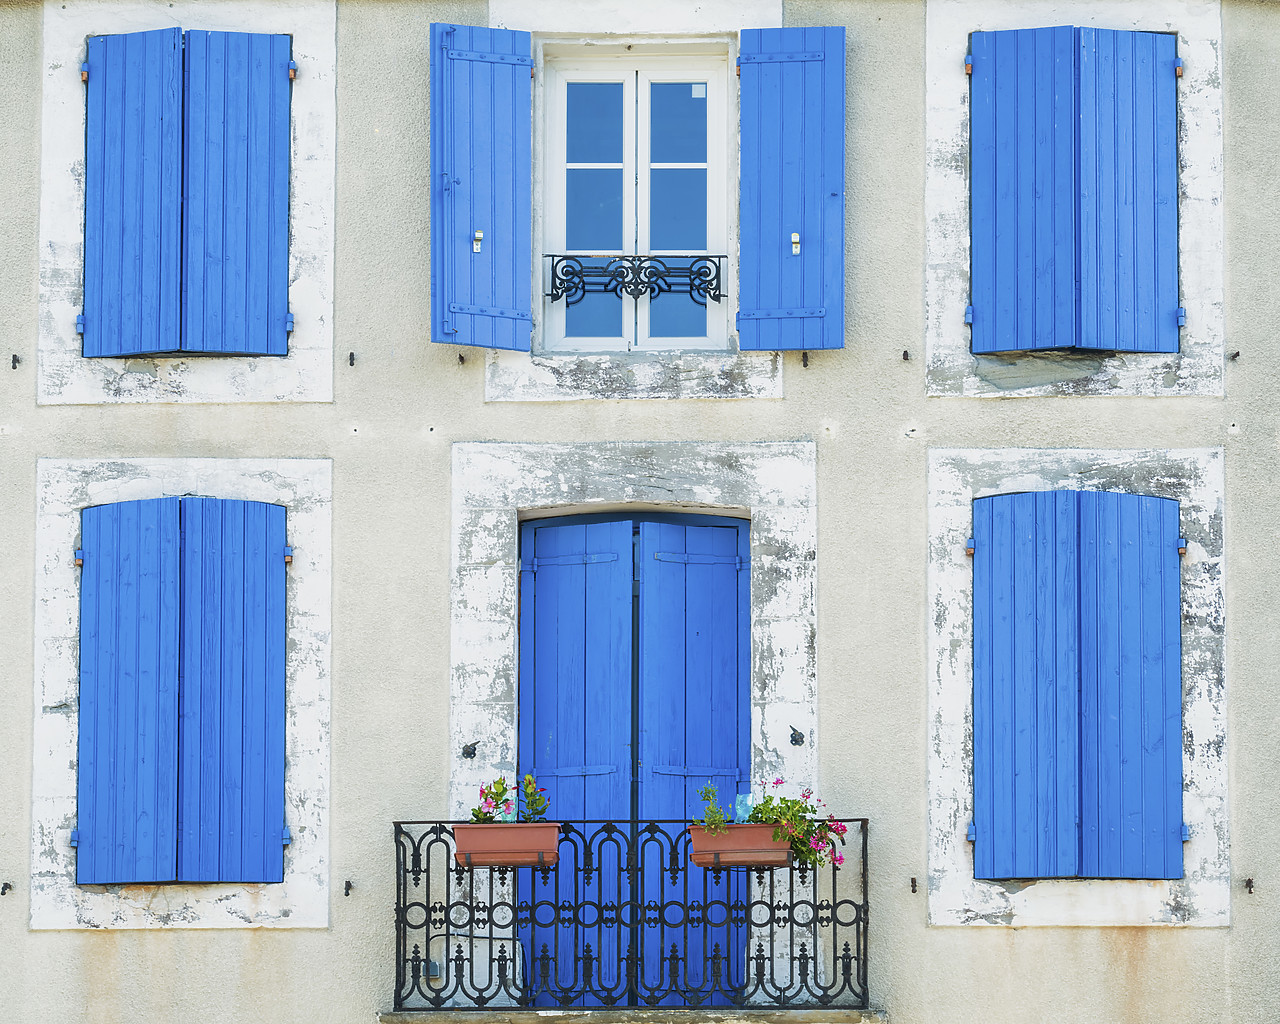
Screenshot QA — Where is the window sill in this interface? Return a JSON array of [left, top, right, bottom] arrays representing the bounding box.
[[485, 348, 782, 401]]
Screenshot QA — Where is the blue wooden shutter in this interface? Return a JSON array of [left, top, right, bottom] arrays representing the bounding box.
[[77, 498, 181, 883], [1078, 492, 1183, 878], [972, 492, 1080, 879], [1078, 29, 1179, 353], [738, 27, 845, 351], [178, 498, 288, 883], [183, 31, 292, 355], [430, 24, 532, 350], [969, 27, 1077, 354], [82, 29, 183, 357]]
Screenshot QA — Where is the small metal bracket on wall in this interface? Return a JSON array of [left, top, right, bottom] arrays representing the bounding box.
[[790, 726, 804, 746], [11, 354, 18, 369]]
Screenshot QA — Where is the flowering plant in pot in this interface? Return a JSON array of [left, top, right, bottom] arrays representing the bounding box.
[[453, 774, 560, 868], [688, 778, 847, 869], [687, 782, 791, 868]]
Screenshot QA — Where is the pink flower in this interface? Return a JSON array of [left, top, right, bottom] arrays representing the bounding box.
[[503, 800, 514, 815], [480, 798, 495, 813], [809, 835, 825, 850], [773, 777, 785, 787], [832, 821, 848, 836], [832, 852, 845, 866], [801, 788, 813, 800]]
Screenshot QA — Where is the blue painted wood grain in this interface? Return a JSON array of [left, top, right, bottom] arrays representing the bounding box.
[[82, 29, 182, 357], [738, 27, 845, 351], [430, 24, 533, 350]]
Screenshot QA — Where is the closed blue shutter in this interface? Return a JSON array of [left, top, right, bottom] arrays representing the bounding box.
[[969, 27, 1076, 354], [82, 29, 182, 357], [738, 27, 845, 352], [1078, 29, 1179, 354], [183, 32, 292, 355], [972, 492, 1080, 879], [178, 498, 288, 883], [430, 24, 533, 350], [77, 498, 181, 883], [1078, 492, 1183, 878]]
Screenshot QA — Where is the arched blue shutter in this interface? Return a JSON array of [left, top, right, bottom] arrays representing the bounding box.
[[430, 24, 533, 351], [76, 498, 181, 883], [178, 498, 288, 883], [1078, 492, 1183, 878], [82, 29, 182, 357], [183, 32, 293, 355], [972, 492, 1080, 879], [969, 27, 1077, 354], [738, 27, 845, 352]]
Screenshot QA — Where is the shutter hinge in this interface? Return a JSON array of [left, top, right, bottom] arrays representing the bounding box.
[[70, 829, 80, 847], [1178, 537, 1187, 556], [285, 312, 295, 334], [966, 821, 976, 841], [80, 62, 89, 82], [1174, 57, 1183, 78], [964, 53, 973, 75], [965, 538, 975, 556], [282, 826, 292, 846], [284, 545, 293, 564], [75, 314, 85, 335], [1181, 823, 1191, 841], [75, 548, 84, 567], [964, 305, 974, 325], [288, 60, 297, 80], [1176, 307, 1187, 327]]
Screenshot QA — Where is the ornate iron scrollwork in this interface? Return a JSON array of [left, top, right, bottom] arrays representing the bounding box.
[[546, 255, 726, 307]]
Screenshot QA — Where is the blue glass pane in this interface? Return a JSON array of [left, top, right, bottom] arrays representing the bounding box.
[[650, 169, 706, 250], [650, 263, 707, 338], [567, 169, 623, 250], [651, 82, 707, 163], [565, 259, 623, 338], [567, 82, 624, 163]]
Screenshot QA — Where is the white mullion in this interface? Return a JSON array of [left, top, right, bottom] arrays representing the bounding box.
[[623, 70, 638, 350], [635, 67, 653, 350]]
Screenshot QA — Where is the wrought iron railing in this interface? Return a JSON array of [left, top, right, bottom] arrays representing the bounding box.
[[544, 255, 727, 306], [393, 819, 868, 1011]]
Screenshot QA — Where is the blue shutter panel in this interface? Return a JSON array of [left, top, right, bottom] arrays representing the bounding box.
[[1078, 30, 1179, 353], [972, 492, 1080, 879], [738, 27, 845, 351], [430, 24, 533, 350], [82, 29, 183, 357], [1078, 492, 1183, 878], [178, 499, 288, 883], [969, 27, 1077, 354], [183, 32, 292, 354], [77, 499, 181, 883]]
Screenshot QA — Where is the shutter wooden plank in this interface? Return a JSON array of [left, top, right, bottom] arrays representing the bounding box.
[[77, 499, 180, 883], [969, 27, 1076, 353], [83, 29, 182, 357], [183, 32, 291, 354], [430, 24, 532, 350], [738, 27, 845, 351], [1078, 29, 1179, 353]]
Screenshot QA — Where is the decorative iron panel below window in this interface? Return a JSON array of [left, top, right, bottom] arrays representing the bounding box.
[[545, 255, 727, 307]]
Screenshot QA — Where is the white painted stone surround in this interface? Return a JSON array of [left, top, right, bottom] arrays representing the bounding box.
[[927, 448, 1227, 927], [30, 459, 332, 929], [448, 441, 817, 817], [37, 0, 336, 405], [924, 0, 1224, 397]]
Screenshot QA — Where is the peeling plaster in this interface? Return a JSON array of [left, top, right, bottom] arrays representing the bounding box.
[[926, 448, 1228, 927], [924, 0, 1224, 398], [448, 442, 816, 817], [36, 0, 336, 405], [31, 459, 332, 929]]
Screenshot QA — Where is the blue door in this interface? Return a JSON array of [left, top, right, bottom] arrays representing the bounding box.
[[518, 514, 750, 1006]]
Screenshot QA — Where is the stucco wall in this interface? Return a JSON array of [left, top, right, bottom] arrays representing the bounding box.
[[0, 0, 1277, 1022]]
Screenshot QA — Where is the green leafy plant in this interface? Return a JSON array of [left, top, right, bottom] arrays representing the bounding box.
[[469, 774, 552, 823], [748, 777, 848, 868], [520, 773, 550, 822], [692, 781, 731, 835]]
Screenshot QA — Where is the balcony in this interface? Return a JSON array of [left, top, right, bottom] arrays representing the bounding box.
[[392, 819, 868, 1012]]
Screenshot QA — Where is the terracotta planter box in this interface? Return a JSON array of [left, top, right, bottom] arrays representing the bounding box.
[[452, 822, 561, 868], [687, 824, 791, 868]]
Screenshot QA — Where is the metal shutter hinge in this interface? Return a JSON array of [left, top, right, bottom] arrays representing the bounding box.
[[70, 830, 80, 847], [282, 826, 293, 845], [964, 305, 974, 325], [285, 312, 295, 334], [80, 63, 89, 82], [1178, 537, 1187, 556], [76, 314, 85, 335], [1177, 307, 1187, 327], [1174, 57, 1183, 78], [966, 821, 976, 841], [1181, 823, 1191, 841], [284, 545, 293, 564], [965, 53, 973, 75], [288, 60, 297, 80], [965, 538, 975, 556], [75, 548, 84, 567]]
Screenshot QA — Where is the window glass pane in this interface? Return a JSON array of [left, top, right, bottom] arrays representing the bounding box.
[[650, 263, 708, 338], [567, 169, 624, 250], [649, 169, 707, 250], [565, 258, 624, 338], [567, 82, 624, 163], [650, 82, 707, 163]]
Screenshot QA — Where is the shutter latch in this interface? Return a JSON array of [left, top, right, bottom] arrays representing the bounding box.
[[284, 546, 293, 564], [75, 548, 84, 567], [288, 60, 297, 81], [80, 63, 89, 83], [473, 230, 484, 254], [965, 538, 975, 556], [965, 53, 973, 75], [1178, 537, 1187, 556], [791, 232, 800, 256], [1174, 57, 1183, 78]]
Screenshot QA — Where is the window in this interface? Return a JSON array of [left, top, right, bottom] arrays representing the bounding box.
[[970, 490, 1184, 880], [429, 23, 845, 355], [80, 28, 292, 357], [968, 27, 1180, 354], [73, 497, 288, 884]]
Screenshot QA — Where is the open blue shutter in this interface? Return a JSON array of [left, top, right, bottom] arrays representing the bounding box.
[[738, 27, 845, 351], [972, 492, 1080, 879], [969, 27, 1077, 354], [77, 499, 181, 883], [1078, 492, 1183, 878], [430, 24, 532, 350], [1078, 29, 1179, 353], [183, 32, 292, 355], [178, 498, 287, 883], [82, 29, 182, 357]]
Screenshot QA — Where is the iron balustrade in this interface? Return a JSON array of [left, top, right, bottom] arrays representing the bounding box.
[[544, 255, 727, 307], [393, 819, 868, 1011]]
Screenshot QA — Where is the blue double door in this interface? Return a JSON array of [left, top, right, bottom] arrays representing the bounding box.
[[518, 515, 750, 1006]]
